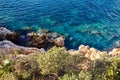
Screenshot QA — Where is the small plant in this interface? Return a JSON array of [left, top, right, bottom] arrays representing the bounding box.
[[0, 72, 17, 80], [108, 58, 120, 80], [14, 49, 22, 55], [0, 59, 14, 75], [78, 70, 91, 80], [59, 73, 78, 80], [0, 59, 15, 80]]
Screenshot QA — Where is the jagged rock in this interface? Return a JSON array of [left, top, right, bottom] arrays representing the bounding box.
[[109, 48, 120, 56], [79, 45, 90, 55], [0, 40, 46, 55], [113, 41, 120, 48], [67, 45, 105, 60], [78, 45, 105, 60], [0, 27, 65, 50], [54, 37, 65, 46], [27, 32, 37, 37], [0, 27, 19, 41], [27, 32, 65, 49]]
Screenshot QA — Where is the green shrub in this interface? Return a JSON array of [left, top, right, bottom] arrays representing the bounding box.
[[108, 58, 120, 80], [0, 72, 17, 80], [91, 57, 120, 80], [59, 70, 91, 80], [0, 55, 39, 80], [78, 70, 91, 80], [14, 58, 39, 79], [59, 73, 78, 80], [37, 46, 69, 75], [0, 59, 14, 76], [0, 59, 16, 80], [37, 46, 90, 79]]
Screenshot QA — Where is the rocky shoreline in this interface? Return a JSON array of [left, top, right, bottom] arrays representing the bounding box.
[[0, 27, 120, 80], [0, 27, 120, 60]]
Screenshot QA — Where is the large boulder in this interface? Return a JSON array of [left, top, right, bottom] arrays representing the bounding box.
[[27, 32, 65, 49], [0, 27, 19, 41], [0, 40, 46, 55]]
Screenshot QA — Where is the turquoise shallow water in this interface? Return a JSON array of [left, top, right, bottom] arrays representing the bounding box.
[[0, 0, 120, 50]]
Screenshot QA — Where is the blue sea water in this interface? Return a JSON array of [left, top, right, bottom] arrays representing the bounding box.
[[0, 0, 120, 50]]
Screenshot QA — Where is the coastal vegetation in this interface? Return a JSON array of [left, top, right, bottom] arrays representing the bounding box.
[[0, 46, 120, 80]]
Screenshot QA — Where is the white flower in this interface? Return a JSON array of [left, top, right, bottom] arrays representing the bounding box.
[[0, 65, 2, 68], [3, 60, 9, 65]]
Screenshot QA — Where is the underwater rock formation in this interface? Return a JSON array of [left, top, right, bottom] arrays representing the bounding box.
[[0, 40, 46, 55], [0, 27, 19, 41]]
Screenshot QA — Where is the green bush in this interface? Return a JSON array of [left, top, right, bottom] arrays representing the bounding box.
[[37, 46, 69, 75], [78, 70, 91, 80], [0, 72, 17, 80], [59, 73, 78, 80], [0, 55, 39, 80], [59, 70, 91, 80], [90, 58, 120, 80], [37, 46, 88, 80], [0, 59, 14, 76], [0, 59, 16, 80], [109, 58, 120, 80], [14, 58, 38, 79]]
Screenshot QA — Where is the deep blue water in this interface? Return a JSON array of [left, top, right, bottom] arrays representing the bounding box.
[[0, 0, 120, 50]]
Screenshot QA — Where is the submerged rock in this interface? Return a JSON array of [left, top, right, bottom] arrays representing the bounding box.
[[0, 27, 19, 41], [0, 40, 46, 55], [16, 27, 33, 35]]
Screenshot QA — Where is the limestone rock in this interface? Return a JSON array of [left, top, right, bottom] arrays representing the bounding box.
[[113, 41, 120, 48], [68, 49, 79, 55], [0, 27, 19, 41], [27, 32, 65, 49], [78, 45, 104, 60], [109, 48, 120, 56], [54, 36, 65, 46], [0, 40, 46, 55]]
